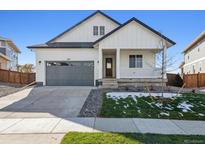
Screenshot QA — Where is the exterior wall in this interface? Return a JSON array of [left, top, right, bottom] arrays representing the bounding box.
[[98, 21, 172, 49], [0, 56, 8, 69], [34, 48, 99, 85], [0, 41, 18, 71], [52, 13, 119, 43], [183, 39, 205, 74], [6, 45, 18, 70], [119, 50, 161, 78]]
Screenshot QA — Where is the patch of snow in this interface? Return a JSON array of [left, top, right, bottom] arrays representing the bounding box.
[[115, 102, 119, 105], [106, 92, 179, 100], [160, 112, 170, 116], [198, 113, 204, 116], [155, 103, 163, 108], [123, 104, 129, 109], [123, 111, 126, 114], [178, 112, 184, 117], [177, 102, 193, 112], [164, 106, 174, 110]]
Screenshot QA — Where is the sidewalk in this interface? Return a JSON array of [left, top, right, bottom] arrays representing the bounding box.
[[1, 117, 205, 135]]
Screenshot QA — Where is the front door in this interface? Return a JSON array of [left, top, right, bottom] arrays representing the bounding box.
[[105, 58, 112, 77]]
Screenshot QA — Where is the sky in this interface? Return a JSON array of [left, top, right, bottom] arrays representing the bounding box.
[[0, 10, 205, 72]]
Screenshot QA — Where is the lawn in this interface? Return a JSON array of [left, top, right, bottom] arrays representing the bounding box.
[[100, 92, 205, 120], [61, 132, 205, 144]]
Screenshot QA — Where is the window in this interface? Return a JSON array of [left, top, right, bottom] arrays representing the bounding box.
[[193, 65, 195, 74], [129, 55, 143, 68], [187, 55, 189, 60], [198, 48, 200, 52], [0, 41, 6, 47], [93, 26, 98, 36], [100, 26, 105, 35]]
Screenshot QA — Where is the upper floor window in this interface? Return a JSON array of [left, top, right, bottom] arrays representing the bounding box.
[[100, 26, 105, 35], [93, 26, 98, 36], [187, 55, 189, 60], [129, 55, 143, 68], [0, 41, 6, 47], [198, 48, 200, 52]]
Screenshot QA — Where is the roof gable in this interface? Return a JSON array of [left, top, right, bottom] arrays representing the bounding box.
[[94, 17, 175, 46], [47, 11, 121, 43]]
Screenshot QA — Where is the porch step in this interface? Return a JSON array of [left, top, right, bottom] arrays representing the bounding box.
[[100, 79, 118, 88]]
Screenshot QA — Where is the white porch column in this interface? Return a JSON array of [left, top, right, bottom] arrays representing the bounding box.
[[116, 48, 120, 79], [98, 48, 103, 79], [163, 41, 167, 79]]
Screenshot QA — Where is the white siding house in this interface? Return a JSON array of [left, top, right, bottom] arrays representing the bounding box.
[[183, 31, 205, 74], [0, 36, 20, 71], [28, 11, 175, 87]]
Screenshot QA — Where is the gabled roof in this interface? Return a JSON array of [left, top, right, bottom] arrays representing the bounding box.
[[183, 31, 205, 53], [28, 42, 93, 49], [0, 35, 20, 53], [94, 17, 176, 45], [46, 10, 121, 43]]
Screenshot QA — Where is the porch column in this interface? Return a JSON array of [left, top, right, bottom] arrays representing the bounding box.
[[98, 48, 103, 79], [116, 48, 120, 79], [163, 41, 167, 79]]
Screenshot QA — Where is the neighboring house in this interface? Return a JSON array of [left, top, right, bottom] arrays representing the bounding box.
[[182, 31, 205, 75], [0, 36, 20, 70], [28, 11, 175, 87]]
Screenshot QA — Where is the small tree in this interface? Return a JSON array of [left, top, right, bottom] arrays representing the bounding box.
[[156, 39, 180, 97], [143, 36, 180, 97]]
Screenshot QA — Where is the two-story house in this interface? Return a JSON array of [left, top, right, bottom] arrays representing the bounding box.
[[182, 31, 205, 74], [28, 11, 175, 87], [0, 36, 20, 71]]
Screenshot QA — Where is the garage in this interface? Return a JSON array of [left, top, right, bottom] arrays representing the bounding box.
[[46, 61, 94, 86]]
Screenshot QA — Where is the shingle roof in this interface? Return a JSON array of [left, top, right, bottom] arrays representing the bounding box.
[[27, 42, 94, 48]]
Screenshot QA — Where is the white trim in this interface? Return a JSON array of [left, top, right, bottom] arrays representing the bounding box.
[[116, 48, 120, 79], [0, 53, 10, 61], [184, 56, 205, 67]]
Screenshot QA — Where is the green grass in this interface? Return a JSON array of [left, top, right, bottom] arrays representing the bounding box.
[[100, 93, 205, 120], [61, 132, 205, 144]]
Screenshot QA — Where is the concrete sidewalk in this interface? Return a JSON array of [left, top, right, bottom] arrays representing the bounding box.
[[1, 117, 205, 135], [1, 117, 205, 143]]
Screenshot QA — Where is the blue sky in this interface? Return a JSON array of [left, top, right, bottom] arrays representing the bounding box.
[[0, 10, 205, 72]]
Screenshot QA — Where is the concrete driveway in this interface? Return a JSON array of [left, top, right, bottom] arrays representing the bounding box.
[[0, 86, 93, 118]]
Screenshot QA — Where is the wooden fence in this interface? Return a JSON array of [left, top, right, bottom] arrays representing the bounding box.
[[166, 73, 183, 87], [0, 69, 35, 85], [183, 73, 205, 88]]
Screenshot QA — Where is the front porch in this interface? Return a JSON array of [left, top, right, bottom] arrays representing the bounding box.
[[98, 48, 164, 88]]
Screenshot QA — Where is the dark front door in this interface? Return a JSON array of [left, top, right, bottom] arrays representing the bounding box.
[[105, 58, 112, 77]]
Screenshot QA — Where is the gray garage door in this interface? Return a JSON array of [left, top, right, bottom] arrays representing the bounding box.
[[46, 61, 94, 86]]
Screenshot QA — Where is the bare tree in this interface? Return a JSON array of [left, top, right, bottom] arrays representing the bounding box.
[[17, 64, 34, 73], [143, 35, 180, 97]]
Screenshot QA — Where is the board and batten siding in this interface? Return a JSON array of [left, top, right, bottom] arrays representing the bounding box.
[[184, 39, 205, 74], [98, 21, 172, 49], [120, 50, 160, 78], [34, 48, 99, 85], [52, 14, 119, 43]]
